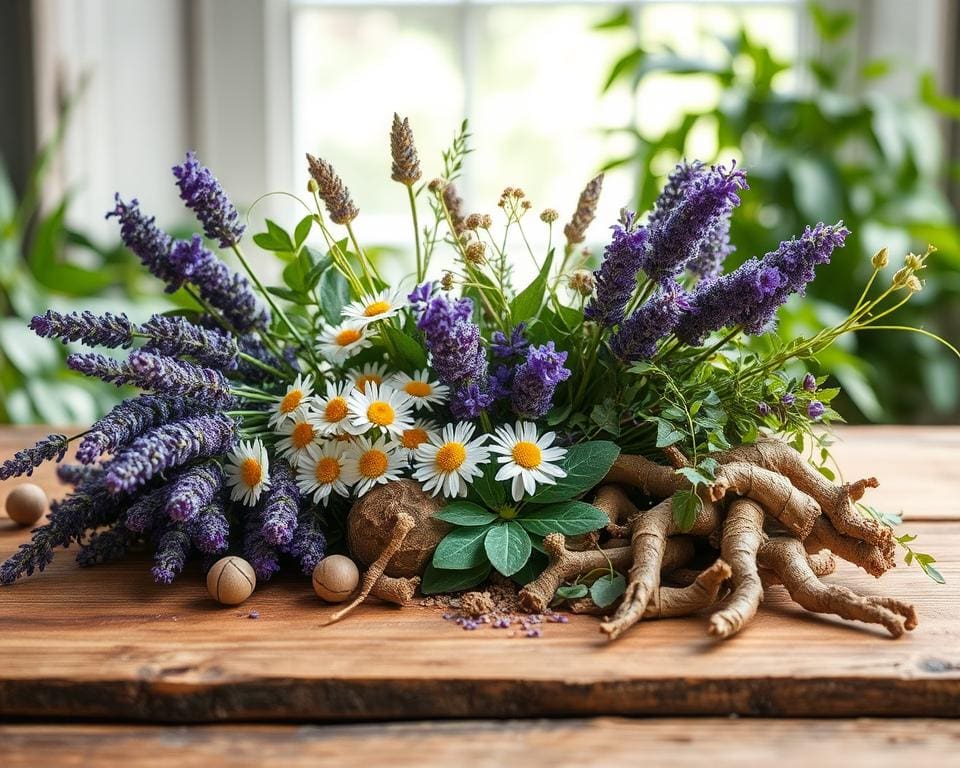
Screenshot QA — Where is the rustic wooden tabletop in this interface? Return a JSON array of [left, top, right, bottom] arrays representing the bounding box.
[[1, 425, 958, 765]]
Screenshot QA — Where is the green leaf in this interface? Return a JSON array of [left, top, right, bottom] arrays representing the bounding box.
[[517, 501, 609, 536], [556, 583, 589, 600], [484, 521, 532, 577], [420, 562, 491, 595], [318, 266, 350, 324], [676, 466, 713, 487], [671, 489, 702, 533], [266, 285, 311, 305], [509, 249, 553, 326], [434, 501, 498, 527], [469, 459, 507, 510], [921, 562, 945, 585], [590, 572, 626, 608], [655, 419, 685, 448], [294, 215, 313, 248], [382, 324, 428, 370], [526, 441, 621, 504], [432, 526, 491, 570]]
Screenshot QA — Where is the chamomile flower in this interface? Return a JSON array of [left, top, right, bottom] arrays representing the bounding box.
[[488, 421, 567, 502], [341, 435, 405, 496], [397, 418, 440, 460], [347, 382, 414, 436], [388, 369, 450, 411], [350, 362, 389, 394], [312, 381, 362, 436], [268, 373, 315, 428], [275, 406, 321, 462], [341, 286, 407, 326], [316, 321, 371, 363], [296, 442, 349, 505], [224, 439, 270, 507], [413, 421, 490, 498]]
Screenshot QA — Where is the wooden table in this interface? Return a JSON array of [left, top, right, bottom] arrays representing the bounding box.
[[1, 426, 958, 765]]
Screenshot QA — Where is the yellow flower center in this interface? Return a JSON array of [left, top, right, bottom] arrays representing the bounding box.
[[355, 374, 382, 393], [314, 456, 341, 484], [291, 422, 315, 449], [364, 300, 391, 317], [359, 449, 388, 478], [324, 396, 348, 422], [367, 401, 395, 426], [435, 442, 467, 472], [404, 381, 432, 398], [335, 328, 362, 346], [402, 428, 428, 449], [279, 389, 303, 414], [498, 505, 519, 520], [240, 457, 263, 487], [511, 441, 542, 469]]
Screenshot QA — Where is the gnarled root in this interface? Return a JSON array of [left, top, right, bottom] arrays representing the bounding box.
[[708, 498, 766, 639], [710, 462, 820, 539], [328, 512, 416, 624], [591, 484, 637, 537], [807, 517, 895, 577], [370, 574, 421, 605], [758, 536, 917, 638], [604, 454, 685, 498]]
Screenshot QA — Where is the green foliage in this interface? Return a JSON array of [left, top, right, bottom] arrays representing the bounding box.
[[859, 503, 945, 583], [596, 2, 960, 423]]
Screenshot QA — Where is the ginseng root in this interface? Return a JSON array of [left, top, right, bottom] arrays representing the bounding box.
[[708, 497, 766, 639]]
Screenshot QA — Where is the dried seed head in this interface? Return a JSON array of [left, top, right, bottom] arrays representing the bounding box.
[[567, 269, 595, 297], [905, 275, 923, 292], [306, 153, 359, 225], [871, 247, 888, 269], [521, 200, 532, 211], [443, 183, 466, 235], [441, 271, 455, 291], [892, 266, 911, 288], [428, 177, 447, 193], [905, 252, 923, 270], [563, 173, 604, 246], [390, 113, 422, 186], [465, 241, 486, 265], [540, 208, 559, 224], [465, 213, 485, 231], [481, 214, 493, 229]]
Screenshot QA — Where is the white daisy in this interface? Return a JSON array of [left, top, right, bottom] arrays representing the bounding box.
[[341, 286, 407, 326], [413, 421, 490, 498], [388, 369, 450, 411], [488, 421, 567, 502], [268, 373, 315, 428], [341, 435, 405, 496], [397, 417, 440, 460], [296, 442, 349, 505], [275, 406, 321, 462], [349, 362, 389, 394], [316, 321, 371, 363], [312, 381, 362, 436], [224, 439, 271, 507], [347, 382, 415, 436]]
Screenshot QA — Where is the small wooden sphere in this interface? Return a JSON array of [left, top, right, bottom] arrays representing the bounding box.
[[5, 483, 47, 527], [206, 556, 256, 605], [312, 555, 360, 603]]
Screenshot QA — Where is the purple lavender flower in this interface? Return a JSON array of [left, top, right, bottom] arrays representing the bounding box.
[[803, 373, 817, 392], [491, 323, 529, 359], [103, 413, 237, 495], [758, 402, 772, 417], [243, 511, 280, 581], [56, 463, 102, 487], [408, 281, 435, 308], [647, 161, 703, 230], [643, 163, 746, 283], [76, 522, 136, 567], [511, 342, 572, 419], [152, 525, 192, 584], [77, 395, 202, 464], [189, 498, 229, 554], [808, 400, 826, 421], [611, 286, 689, 361], [490, 365, 513, 401], [124, 486, 169, 534], [280, 509, 327, 576], [258, 461, 300, 547], [164, 461, 223, 522], [126, 350, 234, 406], [781, 393, 796, 406], [141, 315, 238, 369], [0, 434, 69, 480], [584, 216, 647, 328], [451, 383, 497, 420], [172, 152, 245, 248], [107, 195, 182, 292], [766, 222, 849, 299], [30, 310, 134, 349], [413, 293, 487, 388], [168, 236, 267, 332], [235, 334, 286, 384]]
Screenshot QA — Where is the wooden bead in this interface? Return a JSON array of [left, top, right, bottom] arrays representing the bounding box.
[[312, 555, 360, 603], [5, 483, 47, 527], [206, 556, 256, 605]]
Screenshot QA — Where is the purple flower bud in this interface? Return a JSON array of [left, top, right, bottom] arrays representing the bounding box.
[[30, 310, 134, 349], [172, 152, 245, 248], [803, 373, 817, 392], [408, 281, 435, 308], [0, 433, 69, 480], [107, 195, 182, 292], [757, 402, 772, 417], [258, 461, 300, 547], [141, 315, 238, 369], [189, 498, 229, 555], [511, 342, 572, 419], [126, 350, 235, 406], [585, 221, 647, 328], [56, 463, 102, 487], [611, 285, 689, 361], [280, 509, 328, 576], [807, 400, 826, 421], [491, 323, 529, 359], [152, 525, 192, 584], [451, 382, 496, 420], [164, 461, 223, 522], [243, 512, 280, 581], [781, 393, 796, 406], [76, 523, 136, 567], [124, 486, 169, 534], [413, 293, 487, 388]]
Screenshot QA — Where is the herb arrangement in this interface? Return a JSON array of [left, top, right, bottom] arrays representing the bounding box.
[[0, 114, 950, 641]]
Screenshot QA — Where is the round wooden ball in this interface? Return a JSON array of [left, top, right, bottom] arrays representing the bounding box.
[[312, 555, 359, 603], [5, 483, 47, 527], [206, 556, 256, 605]]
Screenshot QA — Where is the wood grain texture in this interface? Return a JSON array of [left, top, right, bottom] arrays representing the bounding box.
[[4, 719, 960, 768], [0, 427, 958, 721]]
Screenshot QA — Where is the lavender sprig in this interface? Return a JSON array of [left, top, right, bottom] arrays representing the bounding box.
[[141, 315, 238, 369], [76, 522, 137, 567], [172, 151, 245, 248], [0, 434, 69, 480], [107, 195, 182, 292], [243, 511, 281, 581], [280, 509, 327, 576], [124, 486, 170, 534], [585, 214, 648, 328], [511, 342, 572, 419], [152, 525, 192, 584], [103, 413, 237, 495], [611, 286, 690, 361], [259, 461, 300, 547], [164, 461, 224, 522], [56, 463, 102, 487], [189, 498, 229, 555], [30, 310, 134, 349]]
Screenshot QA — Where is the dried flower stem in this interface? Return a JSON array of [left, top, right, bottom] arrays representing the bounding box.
[[408, 185, 424, 281]]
